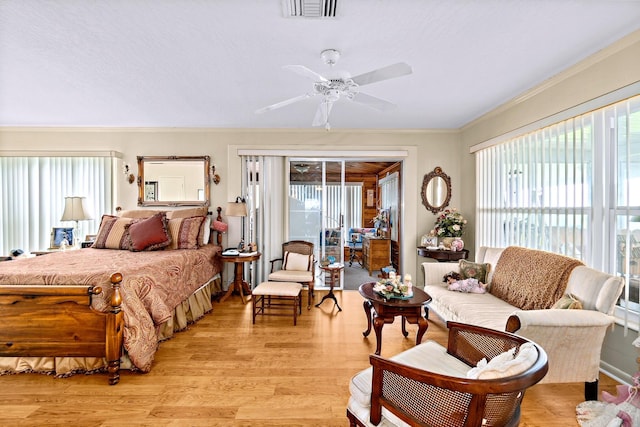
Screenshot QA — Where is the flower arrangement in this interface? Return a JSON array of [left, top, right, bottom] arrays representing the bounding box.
[[434, 208, 467, 237], [371, 209, 388, 229], [372, 272, 413, 299]]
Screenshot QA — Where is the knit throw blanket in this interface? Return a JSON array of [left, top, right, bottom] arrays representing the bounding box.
[[490, 246, 584, 310]]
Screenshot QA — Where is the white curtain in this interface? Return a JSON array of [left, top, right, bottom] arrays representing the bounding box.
[[475, 94, 640, 331], [0, 155, 115, 255], [241, 155, 285, 287]]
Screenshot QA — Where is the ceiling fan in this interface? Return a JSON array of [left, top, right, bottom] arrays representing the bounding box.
[[255, 49, 412, 130]]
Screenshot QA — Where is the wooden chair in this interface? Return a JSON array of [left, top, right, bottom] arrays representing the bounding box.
[[268, 240, 315, 309], [347, 322, 549, 427]]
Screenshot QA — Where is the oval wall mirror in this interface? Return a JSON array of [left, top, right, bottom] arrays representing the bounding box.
[[137, 155, 211, 207], [421, 166, 451, 214]]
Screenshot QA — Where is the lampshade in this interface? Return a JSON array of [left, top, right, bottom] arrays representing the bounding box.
[[226, 198, 247, 217], [61, 196, 93, 222]]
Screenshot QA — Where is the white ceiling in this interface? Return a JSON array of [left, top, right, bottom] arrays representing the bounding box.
[[1, 0, 640, 130]]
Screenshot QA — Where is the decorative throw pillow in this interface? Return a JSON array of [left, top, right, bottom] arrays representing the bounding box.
[[92, 215, 133, 249], [467, 342, 538, 379], [552, 293, 583, 310], [126, 212, 171, 251], [459, 259, 491, 283], [283, 251, 313, 271], [166, 216, 206, 249]]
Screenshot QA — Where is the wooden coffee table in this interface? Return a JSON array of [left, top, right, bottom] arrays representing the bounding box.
[[358, 282, 431, 355]]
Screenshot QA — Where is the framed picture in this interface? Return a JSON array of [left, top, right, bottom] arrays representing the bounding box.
[[144, 181, 158, 201], [51, 227, 74, 248], [421, 235, 438, 248]]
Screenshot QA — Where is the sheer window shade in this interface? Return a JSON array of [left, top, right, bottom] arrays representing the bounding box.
[[0, 155, 115, 254], [475, 94, 640, 330]]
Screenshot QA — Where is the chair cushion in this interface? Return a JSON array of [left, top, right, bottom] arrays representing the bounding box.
[[269, 270, 313, 283], [349, 341, 471, 409], [253, 281, 302, 297], [283, 251, 313, 271]]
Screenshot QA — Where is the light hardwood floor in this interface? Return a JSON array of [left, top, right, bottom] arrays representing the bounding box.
[[0, 289, 620, 426]]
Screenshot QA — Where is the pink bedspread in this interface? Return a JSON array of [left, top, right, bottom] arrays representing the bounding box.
[[0, 245, 222, 371]]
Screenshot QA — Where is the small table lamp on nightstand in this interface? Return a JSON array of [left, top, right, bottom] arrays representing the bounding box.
[[61, 196, 93, 248]]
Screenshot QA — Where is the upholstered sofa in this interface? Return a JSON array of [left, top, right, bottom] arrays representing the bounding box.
[[422, 246, 625, 400]]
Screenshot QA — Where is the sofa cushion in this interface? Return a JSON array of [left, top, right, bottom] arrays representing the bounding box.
[[459, 259, 490, 283], [423, 283, 518, 331], [552, 293, 583, 310], [269, 270, 313, 283]]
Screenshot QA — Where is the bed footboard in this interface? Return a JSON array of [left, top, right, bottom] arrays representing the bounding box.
[[0, 272, 124, 385]]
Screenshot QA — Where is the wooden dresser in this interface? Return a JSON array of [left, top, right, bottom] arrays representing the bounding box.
[[362, 237, 391, 276]]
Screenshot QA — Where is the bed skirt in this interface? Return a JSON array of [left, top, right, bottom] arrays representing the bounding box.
[[0, 274, 222, 378]]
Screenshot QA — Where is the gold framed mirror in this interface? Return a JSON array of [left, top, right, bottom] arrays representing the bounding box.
[[137, 155, 211, 207], [421, 166, 451, 214]]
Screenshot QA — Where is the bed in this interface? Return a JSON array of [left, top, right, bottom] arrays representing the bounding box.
[[0, 208, 224, 384]]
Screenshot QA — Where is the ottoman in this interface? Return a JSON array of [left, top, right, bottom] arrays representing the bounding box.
[[252, 281, 303, 325]]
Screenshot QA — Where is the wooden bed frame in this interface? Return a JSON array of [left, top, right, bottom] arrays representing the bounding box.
[[0, 272, 124, 385]]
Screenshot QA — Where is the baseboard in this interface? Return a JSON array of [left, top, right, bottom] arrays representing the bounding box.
[[600, 361, 632, 386]]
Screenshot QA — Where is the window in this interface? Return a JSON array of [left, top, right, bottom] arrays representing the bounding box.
[[0, 155, 115, 254], [475, 94, 640, 327]]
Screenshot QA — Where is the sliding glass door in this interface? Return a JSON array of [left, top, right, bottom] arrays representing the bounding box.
[[289, 159, 345, 288]]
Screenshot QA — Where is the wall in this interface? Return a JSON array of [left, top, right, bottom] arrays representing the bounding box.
[[459, 29, 640, 383], [0, 128, 461, 286]]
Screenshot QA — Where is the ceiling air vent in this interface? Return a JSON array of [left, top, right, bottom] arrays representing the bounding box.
[[282, 0, 337, 18]]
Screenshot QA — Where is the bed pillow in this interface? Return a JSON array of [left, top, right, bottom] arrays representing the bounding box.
[[199, 215, 212, 245], [283, 251, 313, 272], [92, 215, 133, 249], [166, 207, 208, 219], [118, 209, 165, 218], [166, 216, 206, 249], [126, 212, 171, 251], [459, 259, 491, 283], [467, 342, 538, 379]]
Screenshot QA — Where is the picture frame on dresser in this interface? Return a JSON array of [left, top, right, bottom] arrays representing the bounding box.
[[50, 227, 74, 248]]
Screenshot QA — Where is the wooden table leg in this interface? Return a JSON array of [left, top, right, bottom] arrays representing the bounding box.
[[362, 300, 373, 337], [415, 314, 429, 345], [373, 315, 385, 355], [220, 261, 251, 304]]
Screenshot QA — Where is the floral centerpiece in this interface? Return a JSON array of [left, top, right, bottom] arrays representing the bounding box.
[[434, 208, 467, 238], [372, 272, 413, 299], [371, 209, 388, 230]]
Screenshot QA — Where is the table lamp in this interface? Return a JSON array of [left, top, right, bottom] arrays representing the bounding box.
[[226, 197, 247, 250], [61, 196, 93, 248]]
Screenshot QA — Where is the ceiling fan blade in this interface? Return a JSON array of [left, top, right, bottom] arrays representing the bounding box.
[[255, 93, 312, 114], [312, 100, 334, 127], [351, 92, 397, 112], [351, 62, 412, 86], [283, 65, 328, 82]]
